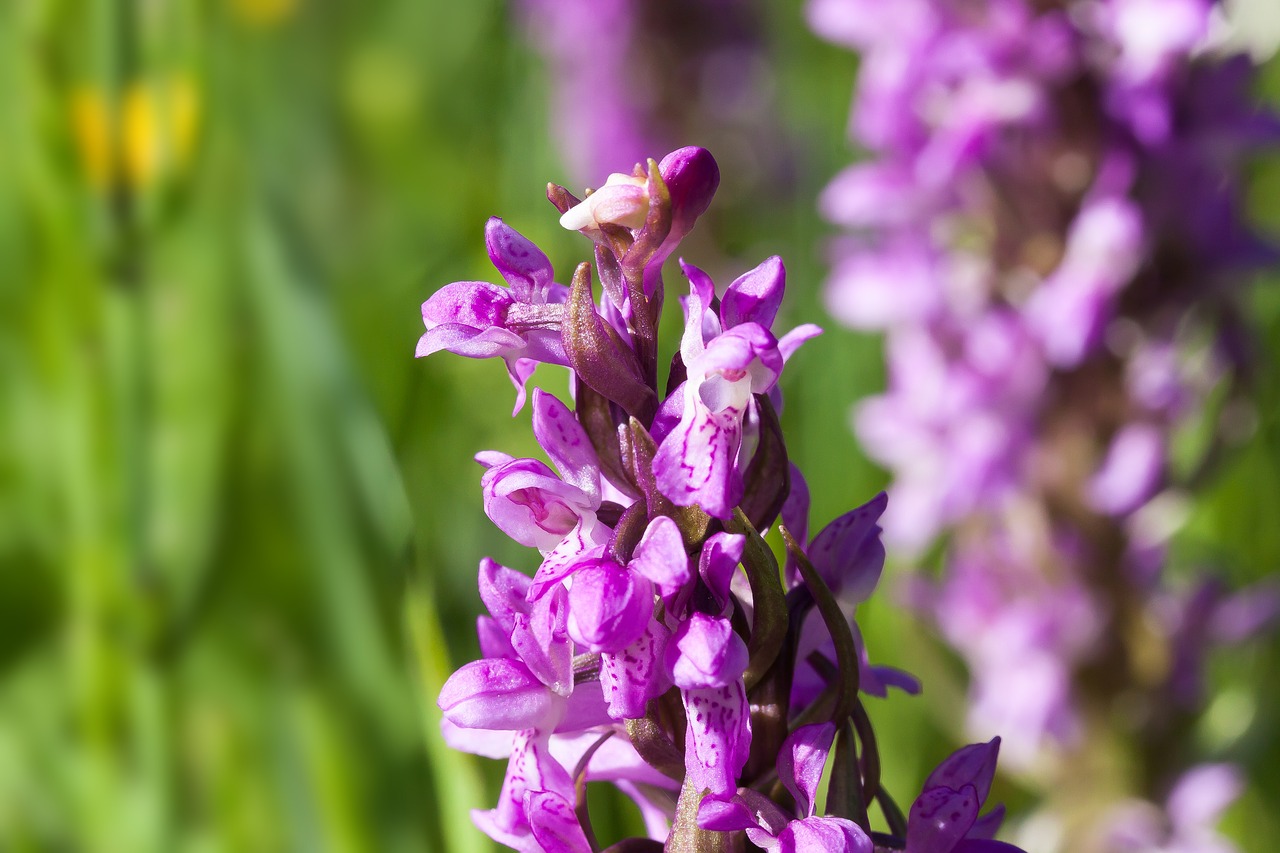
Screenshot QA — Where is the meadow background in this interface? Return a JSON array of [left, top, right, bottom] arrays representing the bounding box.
[[2, 1, 1279, 850]]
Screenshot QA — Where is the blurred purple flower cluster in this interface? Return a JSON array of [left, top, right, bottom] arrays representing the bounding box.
[[417, 148, 1026, 851], [811, 0, 1277, 845], [516, 0, 787, 192]]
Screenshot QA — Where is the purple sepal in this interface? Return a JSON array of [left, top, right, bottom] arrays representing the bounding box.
[[923, 738, 1000, 804], [808, 491, 888, 603], [699, 532, 746, 613], [907, 785, 980, 853], [485, 216, 555, 296], [526, 791, 594, 853], [533, 389, 603, 505], [967, 803, 1005, 841], [777, 723, 836, 817], [438, 658, 561, 732], [721, 255, 786, 330], [629, 515, 692, 602]]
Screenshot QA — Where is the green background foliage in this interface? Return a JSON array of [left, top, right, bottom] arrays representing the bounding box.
[[1, 1, 1277, 850]]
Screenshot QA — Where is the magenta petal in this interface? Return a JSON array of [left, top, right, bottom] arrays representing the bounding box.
[[678, 261, 718, 365], [967, 803, 1005, 841], [566, 560, 654, 653], [478, 557, 532, 635], [479, 730, 575, 841], [660, 146, 720, 249], [778, 723, 837, 817], [808, 491, 888, 603], [777, 323, 823, 363], [438, 658, 558, 731], [417, 323, 525, 360], [777, 816, 872, 853], [526, 791, 594, 853], [511, 585, 573, 696], [697, 795, 758, 833], [866, 665, 922, 697], [699, 532, 746, 612], [532, 389, 602, 503], [482, 458, 594, 551], [485, 217, 553, 298], [630, 515, 691, 600], [721, 255, 785, 330], [923, 738, 1001, 804], [907, 785, 981, 853], [422, 280, 513, 330], [681, 680, 751, 797], [653, 393, 744, 520], [667, 614, 749, 689], [600, 617, 671, 719]]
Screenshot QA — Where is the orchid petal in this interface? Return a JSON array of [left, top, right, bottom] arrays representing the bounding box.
[[485, 217, 553, 298], [923, 738, 1001, 805], [532, 389, 602, 504], [438, 658, 560, 731], [778, 723, 837, 817], [721, 255, 785, 330]]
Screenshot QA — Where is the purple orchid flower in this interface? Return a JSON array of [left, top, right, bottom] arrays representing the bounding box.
[[667, 612, 752, 797], [420, 146, 1034, 852], [653, 258, 820, 519], [906, 738, 1022, 853], [417, 218, 569, 413]]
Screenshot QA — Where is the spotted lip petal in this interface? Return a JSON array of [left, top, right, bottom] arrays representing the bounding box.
[[680, 680, 751, 797]]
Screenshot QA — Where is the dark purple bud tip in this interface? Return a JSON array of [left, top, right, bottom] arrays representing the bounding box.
[[660, 147, 720, 243]]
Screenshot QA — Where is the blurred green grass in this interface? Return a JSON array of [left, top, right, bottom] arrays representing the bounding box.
[[1, 1, 1278, 850]]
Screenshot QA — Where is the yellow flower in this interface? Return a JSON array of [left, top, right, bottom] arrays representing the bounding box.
[[229, 0, 299, 29], [69, 75, 200, 192]]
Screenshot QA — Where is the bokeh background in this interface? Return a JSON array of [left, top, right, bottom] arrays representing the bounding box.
[[2, 1, 1279, 850]]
